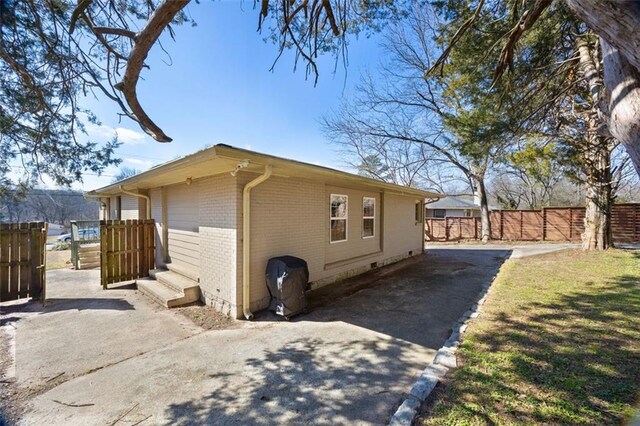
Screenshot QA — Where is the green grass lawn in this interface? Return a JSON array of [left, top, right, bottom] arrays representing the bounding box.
[[418, 249, 640, 425]]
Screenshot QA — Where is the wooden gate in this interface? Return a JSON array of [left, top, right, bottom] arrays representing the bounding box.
[[100, 220, 155, 289], [0, 222, 47, 302]]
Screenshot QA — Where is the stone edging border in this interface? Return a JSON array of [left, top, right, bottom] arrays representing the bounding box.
[[388, 272, 497, 425]]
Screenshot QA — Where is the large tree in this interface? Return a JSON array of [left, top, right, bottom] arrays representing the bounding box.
[[0, 0, 405, 193], [485, 0, 640, 176], [429, 0, 633, 250], [0, 1, 122, 194], [325, 3, 531, 242]]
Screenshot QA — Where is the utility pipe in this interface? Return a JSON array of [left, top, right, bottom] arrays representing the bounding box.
[[119, 185, 151, 219], [242, 165, 272, 320]]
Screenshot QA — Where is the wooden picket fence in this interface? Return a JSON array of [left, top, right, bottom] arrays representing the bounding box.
[[0, 222, 47, 302], [100, 219, 155, 289], [426, 204, 640, 243]]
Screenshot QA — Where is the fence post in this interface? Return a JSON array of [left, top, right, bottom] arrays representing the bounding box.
[[9, 224, 18, 296], [40, 223, 47, 302], [29, 223, 45, 301], [100, 220, 108, 289], [633, 204, 640, 243], [500, 211, 504, 240], [542, 208, 547, 241], [70, 220, 79, 269], [445, 217, 450, 241], [474, 217, 478, 240], [569, 208, 573, 240], [0, 224, 9, 299], [18, 223, 29, 299]]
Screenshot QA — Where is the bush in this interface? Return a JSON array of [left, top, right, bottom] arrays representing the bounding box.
[[51, 242, 71, 251]]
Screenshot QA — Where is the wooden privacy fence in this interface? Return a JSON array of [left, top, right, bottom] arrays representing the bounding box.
[[100, 219, 155, 289], [425, 204, 640, 243], [0, 222, 47, 302]]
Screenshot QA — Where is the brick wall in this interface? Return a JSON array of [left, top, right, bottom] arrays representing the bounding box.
[[198, 174, 240, 316], [238, 173, 425, 315], [238, 174, 325, 313]]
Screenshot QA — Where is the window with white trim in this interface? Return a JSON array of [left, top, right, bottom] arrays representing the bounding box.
[[362, 197, 375, 238], [330, 194, 348, 243]]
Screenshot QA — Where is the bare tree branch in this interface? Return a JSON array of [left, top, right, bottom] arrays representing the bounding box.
[[114, 0, 191, 142], [93, 26, 137, 40], [425, 0, 485, 78], [493, 0, 553, 85]]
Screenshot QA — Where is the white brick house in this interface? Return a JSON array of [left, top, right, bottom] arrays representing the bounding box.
[[87, 145, 438, 319]]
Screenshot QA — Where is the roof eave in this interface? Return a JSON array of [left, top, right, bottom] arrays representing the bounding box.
[[86, 144, 442, 199]]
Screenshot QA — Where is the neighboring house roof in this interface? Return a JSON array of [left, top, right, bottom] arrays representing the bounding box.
[[87, 144, 441, 199], [426, 195, 479, 210], [426, 194, 499, 211]]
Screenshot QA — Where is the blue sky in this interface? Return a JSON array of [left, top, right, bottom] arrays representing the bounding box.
[[75, 0, 385, 190]]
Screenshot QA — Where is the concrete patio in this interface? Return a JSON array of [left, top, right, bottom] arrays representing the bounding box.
[[0, 246, 559, 425]]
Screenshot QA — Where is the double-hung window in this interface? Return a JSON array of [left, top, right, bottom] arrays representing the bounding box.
[[362, 197, 375, 238], [330, 194, 348, 243]]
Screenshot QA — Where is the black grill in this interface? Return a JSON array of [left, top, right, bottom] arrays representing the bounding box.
[[265, 256, 309, 318]]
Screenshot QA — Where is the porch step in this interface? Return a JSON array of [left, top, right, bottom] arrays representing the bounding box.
[[165, 262, 199, 282], [137, 269, 200, 308]]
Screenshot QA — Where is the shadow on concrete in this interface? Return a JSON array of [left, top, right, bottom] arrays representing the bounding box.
[[160, 248, 512, 425], [256, 249, 512, 350], [1, 298, 134, 327], [163, 337, 418, 425], [105, 282, 137, 290]]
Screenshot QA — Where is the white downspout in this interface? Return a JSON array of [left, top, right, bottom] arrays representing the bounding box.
[[119, 185, 151, 219], [242, 165, 272, 320]]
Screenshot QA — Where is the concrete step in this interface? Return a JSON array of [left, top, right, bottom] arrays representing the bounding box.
[[137, 277, 181, 308], [166, 262, 199, 282], [136, 277, 198, 308]]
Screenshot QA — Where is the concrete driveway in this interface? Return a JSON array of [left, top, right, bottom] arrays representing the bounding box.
[[0, 245, 563, 425]]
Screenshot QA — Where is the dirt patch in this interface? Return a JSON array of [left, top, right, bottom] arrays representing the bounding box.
[[173, 303, 239, 331], [46, 250, 71, 270]]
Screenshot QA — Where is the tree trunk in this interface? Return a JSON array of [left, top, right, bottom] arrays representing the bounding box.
[[565, 0, 640, 72], [473, 174, 491, 243], [577, 36, 614, 250], [581, 134, 613, 250], [601, 38, 640, 177]]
